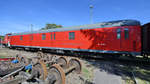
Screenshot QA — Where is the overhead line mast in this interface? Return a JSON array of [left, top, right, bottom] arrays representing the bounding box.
[[31, 24, 33, 32], [89, 0, 94, 24]]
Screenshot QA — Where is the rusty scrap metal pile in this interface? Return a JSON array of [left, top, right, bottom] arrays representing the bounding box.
[[0, 52, 82, 84]]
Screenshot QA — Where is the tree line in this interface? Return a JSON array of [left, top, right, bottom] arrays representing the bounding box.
[[0, 36, 4, 39], [40, 23, 63, 30]]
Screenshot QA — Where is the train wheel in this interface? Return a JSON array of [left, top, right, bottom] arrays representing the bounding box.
[[24, 58, 32, 66], [68, 58, 82, 74], [57, 57, 68, 69], [48, 55, 54, 61], [42, 53, 49, 62], [37, 52, 43, 58], [32, 60, 48, 80], [48, 64, 65, 84], [19, 57, 27, 64]]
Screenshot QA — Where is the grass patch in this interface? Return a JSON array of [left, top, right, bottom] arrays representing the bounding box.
[[82, 67, 90, 78], [136, 78, 150, 84], [82, 62, 94, 82], [122, 66, 150, 84], [125, 79, 134, 84]]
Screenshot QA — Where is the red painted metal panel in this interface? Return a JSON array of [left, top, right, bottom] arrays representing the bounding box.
[[9, 25, 141, 53]]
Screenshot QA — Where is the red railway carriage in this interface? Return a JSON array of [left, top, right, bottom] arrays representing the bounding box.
[[2, 33, 11, 47], [6, 20, 143, 56]]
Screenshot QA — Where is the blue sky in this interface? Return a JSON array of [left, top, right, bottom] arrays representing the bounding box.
[[0, 0, 150, 35]]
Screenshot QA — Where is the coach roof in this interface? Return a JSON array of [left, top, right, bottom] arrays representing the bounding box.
[[10, 19, 140, 36]]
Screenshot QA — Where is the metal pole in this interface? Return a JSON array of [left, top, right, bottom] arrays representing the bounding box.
[[0, 38, 2, 48], [89, 0, 94, 24], [31, 24, 33, 32]]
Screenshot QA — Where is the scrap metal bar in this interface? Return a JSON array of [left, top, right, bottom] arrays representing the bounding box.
[[65, 66, 76, 74], [132, 71, 138, 84], [19, 71, 44, 84], [1, 66, 24, 79], [1, 77, 26, 84]]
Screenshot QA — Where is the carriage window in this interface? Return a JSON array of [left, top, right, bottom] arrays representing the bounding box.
[[42, 34, 46, 40], [20, 36, 23, 40], [54, 32, 55, 40], [51, 33, 53, 40], [30, 35, 33, 40], [117, 29, 121, 39], [124, 28, 129, 39], [69, 32, 75, 40]]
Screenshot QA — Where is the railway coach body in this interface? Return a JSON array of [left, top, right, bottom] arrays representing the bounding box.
[[2, 33, 11, 47], [8, 20, 142, 56]]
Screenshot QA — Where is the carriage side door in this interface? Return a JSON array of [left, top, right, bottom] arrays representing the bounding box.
[[116, 28, 122, 51], [50, 32, 56, 47], [30, 34, 33, 46], [121, 28, 131, 51], [50, 32, 53, 47]]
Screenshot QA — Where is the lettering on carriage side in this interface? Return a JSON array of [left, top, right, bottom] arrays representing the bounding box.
[[97, 43, 106, 46], [61, 43, 82, 46]]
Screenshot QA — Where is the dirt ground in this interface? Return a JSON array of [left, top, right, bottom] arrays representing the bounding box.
[[0, 48, 150, 84]]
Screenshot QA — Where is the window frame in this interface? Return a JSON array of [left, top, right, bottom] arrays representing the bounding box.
[[117, 28, 121, 39], [20, 36, 23, 40], [42, 34, 46, 40], [51, 33, 53, 40], [54, 32, 55, 40], [69, 32, 75, 40], [30, 35, 33, 40], [124, 28, 129, 39]]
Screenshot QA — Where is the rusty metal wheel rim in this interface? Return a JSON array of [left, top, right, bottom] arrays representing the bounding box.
[[37, 52, 43, 58], [24, 58, 30, 66], [39, 60, 48, 80], [68, 58, 82, 74], [32, 60, 48, 80], [49, 64, 65, 84], [19, 57, 27, 65], [57, 57, 68, 69]]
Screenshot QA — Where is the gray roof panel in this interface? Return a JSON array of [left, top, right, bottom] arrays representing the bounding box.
[[10, 19, 140, 36]]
